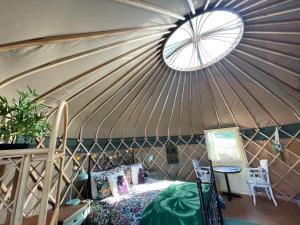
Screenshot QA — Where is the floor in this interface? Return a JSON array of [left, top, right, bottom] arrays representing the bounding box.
[[222, 195, 300, 225]]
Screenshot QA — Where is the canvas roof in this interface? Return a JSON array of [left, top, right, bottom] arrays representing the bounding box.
[[0, 0, 299, 138]]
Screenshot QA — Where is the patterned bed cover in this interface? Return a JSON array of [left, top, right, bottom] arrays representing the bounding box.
[[86, 178, 183, 225]]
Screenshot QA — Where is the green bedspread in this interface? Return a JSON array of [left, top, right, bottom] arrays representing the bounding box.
[[140, 182, 209, 225]]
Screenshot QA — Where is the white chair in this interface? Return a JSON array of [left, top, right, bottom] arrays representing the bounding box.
[[192, 159, 210, 183], [246, 159, 277, 206]]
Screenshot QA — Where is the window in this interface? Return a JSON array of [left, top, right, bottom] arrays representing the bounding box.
[[163, 10, 244, 71], [204, 127, 244, 162]]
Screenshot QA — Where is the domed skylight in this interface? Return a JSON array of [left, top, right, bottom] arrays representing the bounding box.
[[163, 10, 244, 71]]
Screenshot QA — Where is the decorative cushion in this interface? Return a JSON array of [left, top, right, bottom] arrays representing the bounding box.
[[117, 175, 129, 195], [92, 171, 112, 200], [131, 163, 145, 185], [107, 170, 130, 197], [122, 165, 132, 185]]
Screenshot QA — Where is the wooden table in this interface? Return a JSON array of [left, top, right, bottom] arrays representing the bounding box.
[[1, 201, 91, 225], [58, 200, 91, 225], [213, 166, 241, 201]]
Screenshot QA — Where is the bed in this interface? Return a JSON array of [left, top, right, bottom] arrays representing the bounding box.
[[86, 161, 223, 225]]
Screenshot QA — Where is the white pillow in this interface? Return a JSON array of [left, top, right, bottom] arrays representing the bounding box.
[[107, 170, 129, 197], [131, 163, 144, 185]]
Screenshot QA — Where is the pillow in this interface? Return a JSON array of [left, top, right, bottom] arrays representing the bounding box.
[[122, 165, 132, 185], [117, 175, 129, 195], [107, 170, 130, 197], [91, 171, 112, 200], [131, 163, 145, 185]]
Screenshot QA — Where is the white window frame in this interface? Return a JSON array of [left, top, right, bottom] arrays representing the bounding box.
[[204, 127, 247, 163]]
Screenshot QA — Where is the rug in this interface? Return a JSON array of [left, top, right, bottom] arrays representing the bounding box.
[[225, 218, 261, 225]]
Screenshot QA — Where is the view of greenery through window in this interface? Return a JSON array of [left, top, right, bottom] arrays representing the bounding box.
[[205, 128, 242, 162]]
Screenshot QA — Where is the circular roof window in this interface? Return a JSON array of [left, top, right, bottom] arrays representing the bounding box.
[[163, 10, 244, 71]]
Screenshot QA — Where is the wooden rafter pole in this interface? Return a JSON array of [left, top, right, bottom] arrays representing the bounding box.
[[244, 31, 300, 36], [119, 63, 165, 138], [113, 0, 185, 20], [155, 70, 177, 137], [77, 50, 160, 138], [232, 0, 251, 9], [195, 70, 205, 132], [243, 0, 294, 17], [95, 57, 161, 139], [109, 62, 164, 139], [39, 37, 165, 103], [241, 37, 300, 48], [225, 56, 300, 120], [224, 0, 239, 8], [202, 69, 221, 128], [121, 65, 167, 138], [207, 67, 238, 126], [178, 71, 186, 136], [231, 52, 300, 97], [167, 71, 182, 137], [245, 19, 300, 28], [219, 61, 279, 125], [132, 65, 168, 138], [45, 41, 161, 121], [238, 0, 267, 13], [214, 0, 225, 8], [144, 65, 170, 138], [213, 63, 258, 129], [96, 57, 162, 139], [68, 52, 157, 104], [95, 59, 162, 139], [244, 6, 300, 22], [203, 0, 211, 10], [167, 71, 180, 137], [189, 72, 193, 135], [0, 31, 168, 91], [186, 0, 195, 15], [0, 24, 175, 53], [234, 48, 300, 79]]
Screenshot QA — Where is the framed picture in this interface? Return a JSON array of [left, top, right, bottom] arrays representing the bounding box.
[[166, 142, 179, 164]]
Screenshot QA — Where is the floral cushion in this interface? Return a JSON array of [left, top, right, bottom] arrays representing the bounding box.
[[93, 172, 112, 200], [131, 163, 145, 185]]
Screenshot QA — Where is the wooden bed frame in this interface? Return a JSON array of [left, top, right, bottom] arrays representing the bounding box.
[[197, 160, 224, 225]]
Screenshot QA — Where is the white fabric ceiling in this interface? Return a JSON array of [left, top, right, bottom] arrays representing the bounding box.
[[0, 0, 299, 138]]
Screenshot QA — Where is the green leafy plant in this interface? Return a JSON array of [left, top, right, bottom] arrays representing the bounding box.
[[0, 87, 50, 144], [0, 96, 14, 143]]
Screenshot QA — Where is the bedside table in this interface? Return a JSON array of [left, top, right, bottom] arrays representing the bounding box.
[[58, 200, 91, 225], [147, 170, 161, 179]]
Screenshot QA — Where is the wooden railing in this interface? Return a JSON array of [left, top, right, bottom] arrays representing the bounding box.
[[0, 101, 68, 225]]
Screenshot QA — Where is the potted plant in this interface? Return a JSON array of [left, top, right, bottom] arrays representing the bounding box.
[[0, 87, 50, 149]]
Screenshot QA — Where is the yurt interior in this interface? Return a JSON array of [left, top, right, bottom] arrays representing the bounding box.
[[0, 0, 299, 225]]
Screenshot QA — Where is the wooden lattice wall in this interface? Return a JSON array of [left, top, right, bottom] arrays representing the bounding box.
[[0, 124, 299, 223]]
